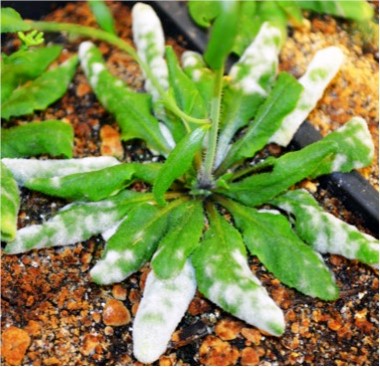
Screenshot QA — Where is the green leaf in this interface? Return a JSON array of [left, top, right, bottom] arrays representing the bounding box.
[[270, 47, 344, 146], [277, 1, 304, 25], [90, 201, 177, 285], [24, 163, 136, 201], [224, 199, 339, 300], [1, 45, 62, 103], [219, 72, 303, 171], [310, 117, 374, 177], [192, 206, 285, 336], [152, 200, 204, 279], [231, 1, 258, 55], [1, 162, 20, 242], [204, 0, 240, 70], [166, 46, 207, 121], [88, 0, 116, 34], [219, 141, 336, 207], [1, 120, 73, 158], [132, 162, 163, 185], [2, 156, 120, 185], [153, 127, 207, 206], [188, 0, 220, 27], [78, 41, 170, 154], [1, 8, 31, 33], [133, 260, 196, 364], [4, 190, 145, 253], [296, 0, 374, 21], [270, 189, 379, 266], [1, 55, 78, 120]]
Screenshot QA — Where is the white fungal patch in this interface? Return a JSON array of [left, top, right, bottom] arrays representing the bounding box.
[[181, 51, 201, 68], [209, 275, 285, 336], [159, 123, 176, 149], [132, 3, 168, 100], [191, 69, 202, 82], [123, 250, 135, 262], [229, 22, 281, 95], [101, 220, 124, 241], [270, 47, 344, 146], [133, 260, 196, 364], [90, 261, 125, 285], [4, 199, 122, 255], [92, 62, 105, 75], [2, 157, 120, 185], [78, 41, 93, 59], [331, 153, 348, 171], [231, 249, 261, 283]]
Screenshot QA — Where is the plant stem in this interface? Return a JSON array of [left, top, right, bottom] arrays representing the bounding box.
[[29, 20, 209, 127], [201, 67, 225, 186]]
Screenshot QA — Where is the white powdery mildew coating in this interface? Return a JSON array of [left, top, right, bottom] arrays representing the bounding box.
[[159, 123, 176, 149], [270, 46, 344, 146], [78, 41, 95, 75], [5, 200, 120, 254], [334, 117, 374, 169], [2, 157, 120, 185], [229, 22, 281, 95], [231, 250, 261, 285], [132, 3, 168, 100], [209, 273, 285, 336], [133, 260, 197, 364], [181, 51, 200, 69], [303, 205, 378, 260]]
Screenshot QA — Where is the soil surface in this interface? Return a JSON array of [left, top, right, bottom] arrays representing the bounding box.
[[1, 1, 379, 366]]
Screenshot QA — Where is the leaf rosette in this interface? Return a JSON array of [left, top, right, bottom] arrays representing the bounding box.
[[1, 2, 378, 364]]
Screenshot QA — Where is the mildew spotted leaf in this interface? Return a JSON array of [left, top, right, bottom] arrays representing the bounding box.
[[133, 260, 196, 364], [271, 189, 379, 266]]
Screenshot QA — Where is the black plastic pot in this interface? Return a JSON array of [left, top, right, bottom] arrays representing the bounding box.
[[3, 0, 379, 236]]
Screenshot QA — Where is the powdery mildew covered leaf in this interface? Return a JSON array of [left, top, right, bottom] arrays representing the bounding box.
[[219, 72, 303, 171], [78, 41, 170, 154], [1, 56, 78, 119], [133, 260, 197, 364], [152, 200, 204, 279], [132, 2, 168, 102], [271, 189, 379, 266], [1, 162, 20, 242], [192, 208, 285, 336], [216, 22, 283, 167], [270, 46, 344, 146], [225, 200, 339, 300], [2, 156, 120, 185], [310, 117, 374, 176], [1, 120, 73, 159], [90, 202, 172, 285], [4, 190, 143, 255]]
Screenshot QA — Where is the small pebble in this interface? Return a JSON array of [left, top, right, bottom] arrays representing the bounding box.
[[1, 327, 31, 366], [102, 299, 131, 326]]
